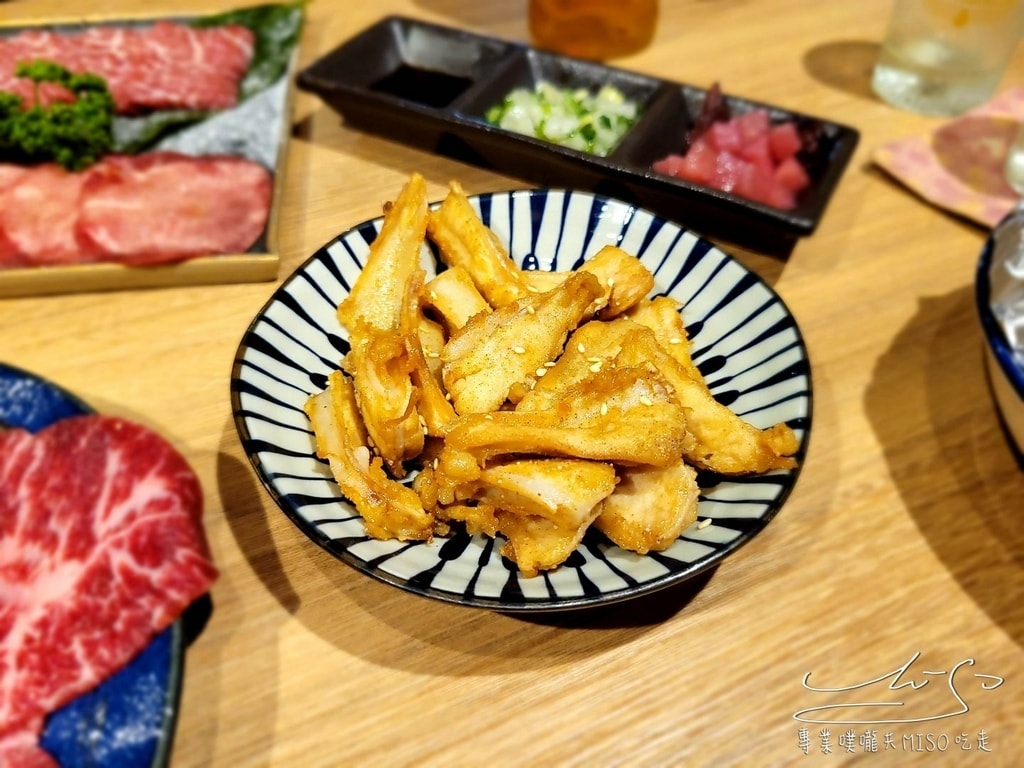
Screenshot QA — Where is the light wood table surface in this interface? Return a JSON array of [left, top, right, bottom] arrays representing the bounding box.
[[2, 1, 1023, 765]]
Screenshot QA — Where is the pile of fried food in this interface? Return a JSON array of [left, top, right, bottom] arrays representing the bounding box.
[[304, 173, 799, 577]]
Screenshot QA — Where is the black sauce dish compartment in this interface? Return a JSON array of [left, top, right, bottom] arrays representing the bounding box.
[[297, 15, 860, 256], [450, 48, 667, 194], [296, 16, 520, 149], [609, 86, 861, 252]]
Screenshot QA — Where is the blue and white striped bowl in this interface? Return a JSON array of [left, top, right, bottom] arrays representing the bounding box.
[[230, 188, 812, 611]]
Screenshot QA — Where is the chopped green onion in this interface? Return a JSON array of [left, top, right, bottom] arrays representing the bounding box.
[[484, 80, 639, 157]]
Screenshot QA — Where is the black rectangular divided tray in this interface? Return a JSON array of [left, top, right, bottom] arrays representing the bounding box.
[[297, 16, 860, 256]]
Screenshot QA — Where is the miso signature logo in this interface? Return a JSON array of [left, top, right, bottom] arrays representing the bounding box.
[[793, 652, 1005, 725]]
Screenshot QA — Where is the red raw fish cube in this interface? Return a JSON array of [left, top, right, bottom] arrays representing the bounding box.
[[764, 182, 796, 210], [707, 120, 743, 154], [678, 138, 717, 184], [774, 156, 811, 192], [738, 134, 774, 172], [735, 161, 774, 203], [734, 109, 771, 143], [651, 109, 807, 211], [768, 121, 803, 162], [734, 161, 797, 210], [652, 154, 687, 177], [712, 150, 748, 192]]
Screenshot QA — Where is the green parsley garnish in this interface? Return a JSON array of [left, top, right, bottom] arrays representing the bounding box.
[[0, 59, 115, 171]]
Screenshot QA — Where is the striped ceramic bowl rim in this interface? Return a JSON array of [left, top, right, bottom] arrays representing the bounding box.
[[230, 188, 812, 611]]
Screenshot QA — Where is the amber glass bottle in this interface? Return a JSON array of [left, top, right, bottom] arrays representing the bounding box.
[[528, 0, 658, 60]]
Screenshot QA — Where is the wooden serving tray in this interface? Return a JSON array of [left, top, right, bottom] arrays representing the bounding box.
[[0, 2, 302, 298]]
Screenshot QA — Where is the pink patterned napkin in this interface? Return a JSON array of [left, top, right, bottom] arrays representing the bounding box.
[[872, 88, 1024, 227]]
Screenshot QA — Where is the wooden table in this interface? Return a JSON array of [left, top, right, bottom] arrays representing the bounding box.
[[2, 0, 1023, 765]]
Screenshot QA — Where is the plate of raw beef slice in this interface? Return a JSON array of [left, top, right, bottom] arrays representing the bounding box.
[[0, 2, 303, 294], [0, 362, 219, 767]]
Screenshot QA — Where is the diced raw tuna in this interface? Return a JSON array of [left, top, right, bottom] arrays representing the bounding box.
[[745, 167, 796, 209], [706, 120, 744, 154], [765, 183, 796, 210], [712, 150, 747, 192], [738, 134, 774, 172], [768, 121, 803, 163], [652, 153, 686, 177], [735, 161, 771, 203], [653, 109, 809, 210], [775, 155, 811, 192], [676, 138, 716, 184], [734, 108, 771, 143]]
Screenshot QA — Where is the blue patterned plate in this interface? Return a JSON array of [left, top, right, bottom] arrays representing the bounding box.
[[230, 189, 811, 611], [0, 363, 182, 767]]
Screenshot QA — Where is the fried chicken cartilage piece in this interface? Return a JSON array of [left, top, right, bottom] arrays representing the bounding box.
[[342, 331, 424, 472], [523, 315, 797, 473], [418, 446, 480, 508], [441, 365, 692, 467], [450, 458, 617, 529], [402, 274, 457, 437], [619, 310, 799, 474], [436, 502, 500, 539], [427, 181, 531, 308], [595, 460, 700, 555], [337, 172, 429, 333], [583, 245, 656, 317], [335, 173, 431, 473], [305, 371, 435, 541], [420, 265, 491, 333], [515, 318, 641, 414], [519, 245, 655, 319], [495, 505, 604, 578], [416, 310, 447, 382], [437, 498, 606, 577], [441, 271, 603, 414], [445, 458, 616, 576], [614, 325, 796, 474], [624, 297, 704, 382], [420, 456, 617, 576]]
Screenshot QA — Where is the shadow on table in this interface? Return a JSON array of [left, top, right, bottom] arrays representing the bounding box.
[[217, 445, 719, 675], [864, 285, 1024, 648], [509, 567, 718, 629], [174, 448, 293, 767], [802, 40, 880, 103]]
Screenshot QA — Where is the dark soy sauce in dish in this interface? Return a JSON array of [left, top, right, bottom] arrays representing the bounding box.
[[369, 64, 474, 108]]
